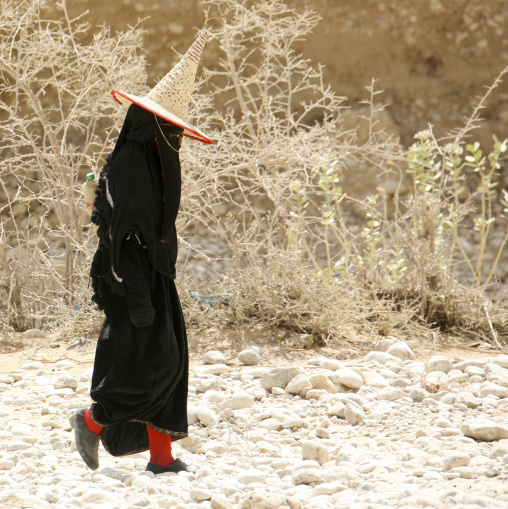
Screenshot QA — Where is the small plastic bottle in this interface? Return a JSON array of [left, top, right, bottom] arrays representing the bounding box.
[[83, 172, 97, 220]]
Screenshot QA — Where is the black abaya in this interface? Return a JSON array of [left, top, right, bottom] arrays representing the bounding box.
[[89, 104, 188, 456]]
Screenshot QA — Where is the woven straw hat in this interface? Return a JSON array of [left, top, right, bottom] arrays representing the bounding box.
[[112, 30, 213, 144]]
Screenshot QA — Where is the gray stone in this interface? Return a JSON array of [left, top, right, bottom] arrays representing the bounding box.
[[260, 366, 305, 392], [238, 348, 262, 366]]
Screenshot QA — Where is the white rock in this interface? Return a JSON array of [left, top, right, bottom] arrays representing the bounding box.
[[317, 357, 345, 371], [195, 364, 229, 376], [335, 369, 364, 390], [493, 354, 508, 369], [362, 371, 390, 388], [460, 418, 508, 441], [309, 374, 337, 394], [259, 418, 281, 431], [203, 390, 226, 403], [190, 487, 212, 501], [240, 491, 291, 509], [328, 401, 346, 418], [21, 362, 45, 370], [371, 402, 393, 415], [427, 355, 453, 373], [195, 378, 221, 393], [188, 404, 199, 425], [364, 351, 401, 364], [221, 392, 254, 410], [211, 494, 234, 509], [377, 387, 405, 401], [465, 365, 485, 377], [387, 341, 416, 361], [489, 443, 508, 459], [238, 348, 262, 366], [196, 405, 218, 427], [373, 337, 400, 352], [238, 468, 266, 485], [285, 374, 312, 395], [11, 423, 33, 437], [260, 366, 305, 392], [422, 371, 449, 392], [306, 389, 328, 400], [443, 452, 471, 471], [81, 489, 116, 504], [457, 391, 482, 408], [202, 350, 228, 365], [0, 460, 15, 471], [0, 405, 11, 417], [302, 440, 329, 465], [485, 363, 508, 386], [479, 384, 508, 399], [344, 403, 365, 425], [292, 467, 324, 485]]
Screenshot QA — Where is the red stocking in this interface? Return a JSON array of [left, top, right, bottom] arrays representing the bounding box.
[[146, 425, 174, 467], [84, 408, 104, 435]]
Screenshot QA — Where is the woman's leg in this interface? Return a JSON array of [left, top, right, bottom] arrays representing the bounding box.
[[146, 424, 173, 467]]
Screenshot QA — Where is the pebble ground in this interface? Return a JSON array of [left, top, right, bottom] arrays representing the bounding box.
[[1, 339, 508, 508]]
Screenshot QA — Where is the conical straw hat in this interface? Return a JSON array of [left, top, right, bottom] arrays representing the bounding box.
[[112, 30, 213, 144]]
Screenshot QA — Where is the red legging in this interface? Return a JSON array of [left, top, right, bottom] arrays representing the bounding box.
[[84, 409, 173, 467]]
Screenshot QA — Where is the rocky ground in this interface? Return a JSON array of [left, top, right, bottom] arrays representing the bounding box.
[[1, 337, 508, 508]]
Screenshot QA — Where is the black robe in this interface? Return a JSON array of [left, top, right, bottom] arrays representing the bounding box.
[[89, 104, 188, 456]]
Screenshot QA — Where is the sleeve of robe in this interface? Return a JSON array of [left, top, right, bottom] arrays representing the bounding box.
[[119, 238, 156, 328]]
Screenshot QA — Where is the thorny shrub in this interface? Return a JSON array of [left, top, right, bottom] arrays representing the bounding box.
[[0, 0, 145, 330]]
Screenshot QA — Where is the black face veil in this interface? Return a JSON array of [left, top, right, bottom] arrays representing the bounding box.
[[106, 103, 184, 279]]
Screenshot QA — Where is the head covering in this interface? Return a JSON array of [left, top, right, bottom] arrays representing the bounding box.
[[112, 30, 213, 145], [106, 103, 183, 279]]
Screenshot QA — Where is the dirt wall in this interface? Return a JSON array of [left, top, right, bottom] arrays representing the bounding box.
[[69, 0, 508, 146]]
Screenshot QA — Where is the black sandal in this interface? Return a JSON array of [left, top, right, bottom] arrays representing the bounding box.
[[145, 458, 190, 474]]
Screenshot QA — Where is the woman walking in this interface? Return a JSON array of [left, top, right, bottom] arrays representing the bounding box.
[[70, 31, 213, 475]]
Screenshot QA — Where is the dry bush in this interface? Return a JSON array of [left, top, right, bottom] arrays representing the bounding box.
[[1, 0, 506, 349], [0, 0, 146, 330], [177, 0, 508, 347]]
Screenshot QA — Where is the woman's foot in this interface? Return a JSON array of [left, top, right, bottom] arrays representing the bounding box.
[[69, 409, 101, 470], [145, 458, 190, 475]]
